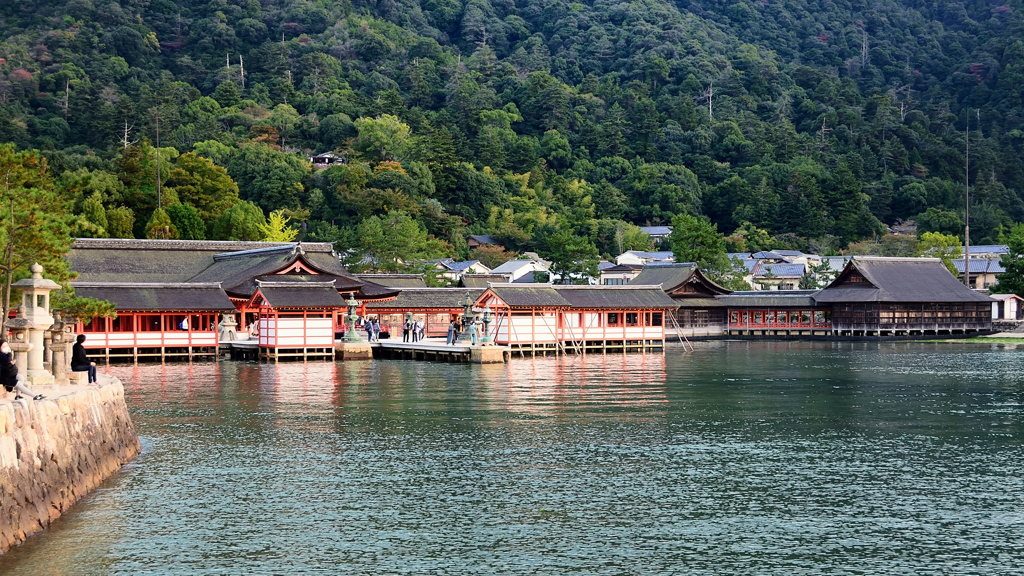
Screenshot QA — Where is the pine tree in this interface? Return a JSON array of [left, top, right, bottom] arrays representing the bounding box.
[[992, 224, 1024, 297]]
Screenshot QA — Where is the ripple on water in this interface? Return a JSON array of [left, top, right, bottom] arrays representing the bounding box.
[[1, 341, 1023, 575]]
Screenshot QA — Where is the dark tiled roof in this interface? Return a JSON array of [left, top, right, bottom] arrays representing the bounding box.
[[717, 291, 821, 308], [813, 258, 995, 303], [629, 263, 695, 290], [953, 259, 1005, 274], [69, 239, 400, 302], [69, 245, 222, 283], [553, 286, 678, 309], [356, 274, 428, 288], [72, 283, 235, 311], [602, 264, 643, 272], [487, 284, 571, 307], [639, 226, 672, 235], [189, 252, 297, 295], [447, 260, 483, 272], [675, 297, 725, 308], [257, 282, 346, 308], [365, 288, 483, 310], [70, 239, 338, 285], [629, 263, 731, 296], [459, 274, 506, 288], [468, 235, 497, 244], [753, 262, 805, 278]]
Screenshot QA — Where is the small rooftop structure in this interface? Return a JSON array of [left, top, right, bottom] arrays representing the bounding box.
[[459, 274, 507, 288], [615, 250, 675, 266], [467, 235, 500, 249], [309, 151, 345, 168]]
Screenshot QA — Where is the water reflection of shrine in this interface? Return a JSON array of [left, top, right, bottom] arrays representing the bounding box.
[[482, 355, 669, 414]]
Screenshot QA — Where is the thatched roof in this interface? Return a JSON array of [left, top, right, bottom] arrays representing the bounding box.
[[72, 282, 235, 311], [553, 285, 678, 309], [813, 258, 995, 303]]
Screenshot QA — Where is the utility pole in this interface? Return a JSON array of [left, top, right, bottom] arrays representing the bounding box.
[[155, 114, 162, 211], [964, 109, 971, 288]]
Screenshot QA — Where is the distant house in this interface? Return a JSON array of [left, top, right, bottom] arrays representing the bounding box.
[[615, 250, 675, 266], [639, 226, 672, 245], [431, 258, 492, 282], [750, 262, 805, 291], [490, 259, 550, 283], [309, 152, 345, 169], [467, 235, 501, 249], [599, 263, 643, 285], [953, 258, 1004, 289], [990, 294, 1023, 320], [964, 245, 1009, 259]]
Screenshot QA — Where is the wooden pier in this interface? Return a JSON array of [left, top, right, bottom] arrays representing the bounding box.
[[221, 338, 510, 364]]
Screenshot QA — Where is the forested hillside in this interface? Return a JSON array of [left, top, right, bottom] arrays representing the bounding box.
[[2, 0, 1023, 270]]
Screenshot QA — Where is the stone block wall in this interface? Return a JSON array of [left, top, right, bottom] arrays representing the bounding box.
[[0, 381, 141, 555]]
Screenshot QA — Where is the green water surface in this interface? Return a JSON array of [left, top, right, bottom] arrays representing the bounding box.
[[1, 341, 1022, 574]]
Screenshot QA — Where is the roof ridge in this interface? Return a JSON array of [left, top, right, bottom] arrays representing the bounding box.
[[71, 281, 224, 288]]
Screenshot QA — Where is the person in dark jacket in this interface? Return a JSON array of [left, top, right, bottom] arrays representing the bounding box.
[[0, 339, 43, 400], [71, 334, 98, 384]]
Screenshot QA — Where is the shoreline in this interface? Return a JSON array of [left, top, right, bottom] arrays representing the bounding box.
[[0, 378, 141, 555]]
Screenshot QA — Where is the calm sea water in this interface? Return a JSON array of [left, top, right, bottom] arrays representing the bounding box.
[[2, 341, 1023, 574]]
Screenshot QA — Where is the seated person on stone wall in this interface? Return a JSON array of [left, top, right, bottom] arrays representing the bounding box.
[[0, 339, 43, 400], [71, 334, 98, 384]]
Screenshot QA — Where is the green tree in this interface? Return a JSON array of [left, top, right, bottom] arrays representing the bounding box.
[[669, 213, 726, 267], [917, 231, 963, 276], [259, 209, 298, 242], [145, 207, 178, 239], [351, 211, 450, 273], [106, 206, 135, 238], [166, 152, 240, 231], [227, 144, 308, 212], [542, 230, 600, 284], [0, 145, 105, 332], [212, 201, 266, 241], [669, 213, 748, 290], [166, 203, 206, 240], [916, 207, 964, 238], [992, 223, 1024, 297], [80, 192, 109, 238], [354, 115, 412, 162]]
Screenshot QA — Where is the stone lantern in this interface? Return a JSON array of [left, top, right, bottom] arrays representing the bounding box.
[[49, 312, 72, 385], [481, 305, 493, 345], [11, 263, 61, 384], [343, 292, 362, 343], [457, 293, 476, 344], [6, 314, 33, 376]]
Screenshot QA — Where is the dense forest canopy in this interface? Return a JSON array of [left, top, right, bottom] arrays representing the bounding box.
[[2, 0, 1023, 271]]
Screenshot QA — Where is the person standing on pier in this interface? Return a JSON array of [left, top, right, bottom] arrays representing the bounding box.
[[416, 319, 424, 341], [446, 319, 457, 345], [71, 335, 98, 384], [402, 319, 411, 342]]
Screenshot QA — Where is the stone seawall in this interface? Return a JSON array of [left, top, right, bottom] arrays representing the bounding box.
[[0, 381, 141, 555]]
